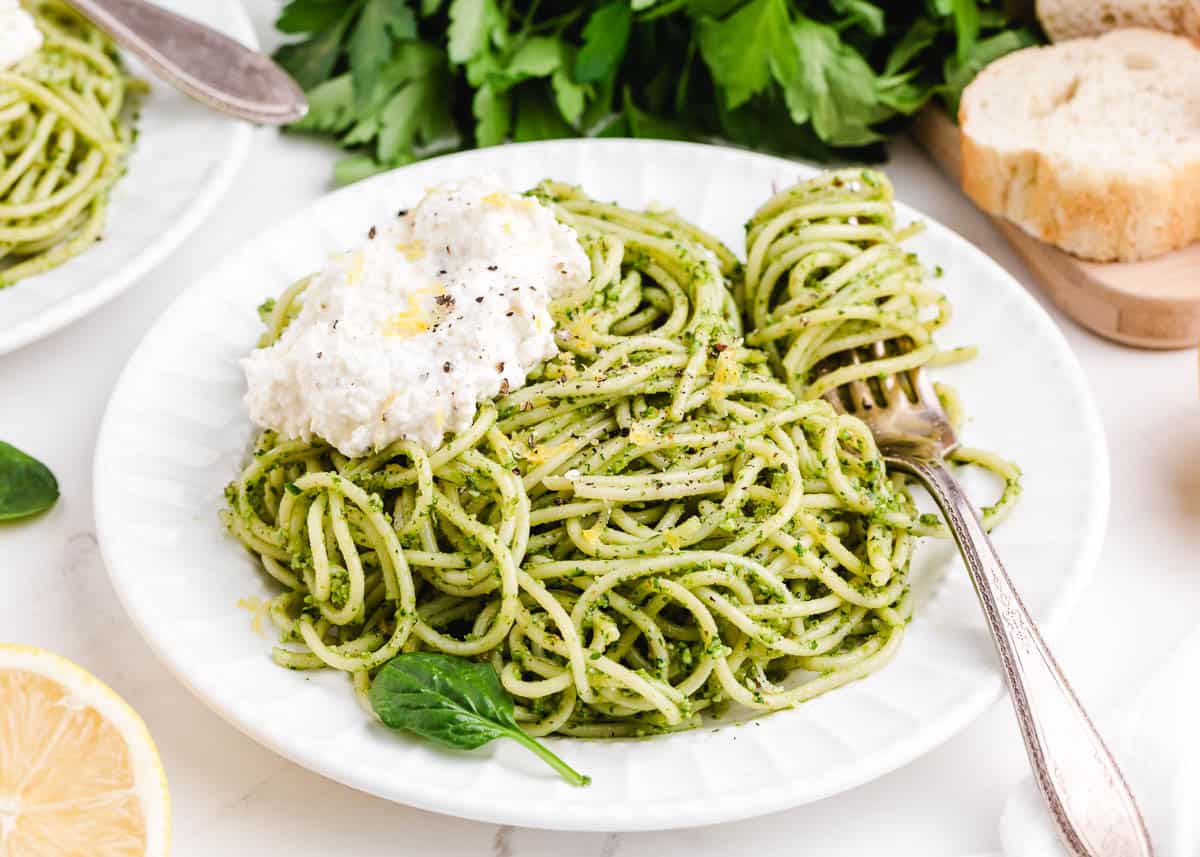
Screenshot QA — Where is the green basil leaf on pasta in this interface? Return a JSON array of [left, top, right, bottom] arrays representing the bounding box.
[[369, 653, 591, 786], [0, 441, 59, 522]]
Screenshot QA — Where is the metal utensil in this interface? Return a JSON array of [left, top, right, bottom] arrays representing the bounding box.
[[822, 340, 1152, 857], [64, 0, 307, 124]]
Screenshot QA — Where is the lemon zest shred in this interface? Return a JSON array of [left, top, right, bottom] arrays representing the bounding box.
[[395, 239, 425, 261], [236, 597, 267, 637], [711, 348, 741, 398], [345, 251, 365, 285], [524, 441, 571, 463], [628, 424, 655, 446]]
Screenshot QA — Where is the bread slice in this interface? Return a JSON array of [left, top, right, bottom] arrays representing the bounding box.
[[1037, 0, 1200, 42], [959, 28, 1200, 262]]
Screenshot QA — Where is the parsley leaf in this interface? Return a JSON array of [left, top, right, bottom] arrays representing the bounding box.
[[513, 86, 574, 141], [772, 16, 887, 147], [277, 0, 347, 34], [472, 83, 510, 146], [623, 89, 689, 140], [289, 74, 355, 134], [275, 6, 356, 91], [941, 27, 1037, 115], [552, 65, 586, 126], [275, 0, 1040, 183], [574, 1, 632, 84], [830, 0, 885, 37], [447, 0, 503, 64], [351, 0, 405, 107], [696, 0, 791, 109], [506, 36, 562, 79]]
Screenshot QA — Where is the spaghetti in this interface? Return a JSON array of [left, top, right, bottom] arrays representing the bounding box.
[[224, 170, 1019, 736], [0, 0, 137, 287], [744, 169, 1021, 533]]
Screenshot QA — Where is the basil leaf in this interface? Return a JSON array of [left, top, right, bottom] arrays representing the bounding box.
[[0, 441, 58, 522], [369, 653, 590, 786]]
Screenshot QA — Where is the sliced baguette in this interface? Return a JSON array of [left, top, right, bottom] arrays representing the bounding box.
[[959, 28, 1200, 262], [1037, 0, 1200, 42]]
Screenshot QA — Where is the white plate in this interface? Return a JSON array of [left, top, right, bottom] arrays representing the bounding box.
[[94, 140, 1108, 831], [0, 0, 255, 356]]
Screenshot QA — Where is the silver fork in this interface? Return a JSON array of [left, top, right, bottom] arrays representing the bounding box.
[[823, 342, 1152, 857], [64, 0, 308, 124]]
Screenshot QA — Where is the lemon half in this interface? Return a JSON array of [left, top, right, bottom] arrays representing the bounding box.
[[0, 645, 170, 856]]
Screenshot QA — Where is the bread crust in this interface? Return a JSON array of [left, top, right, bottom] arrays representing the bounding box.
[[959, 31, 1200, 262], [1037, 0, 1200, 42]]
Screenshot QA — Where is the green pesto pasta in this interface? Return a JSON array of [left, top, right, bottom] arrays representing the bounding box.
[[224, 170, 1020, 737], [0, 0, 139, 288]]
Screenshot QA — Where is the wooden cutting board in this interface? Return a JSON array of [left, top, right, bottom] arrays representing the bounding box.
[[910, 107, 1200, 350]]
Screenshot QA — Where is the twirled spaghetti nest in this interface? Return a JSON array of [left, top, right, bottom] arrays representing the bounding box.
[[224, 171, 1020, 736]]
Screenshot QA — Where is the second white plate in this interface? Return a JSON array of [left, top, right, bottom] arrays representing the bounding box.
[[0, 0, 255, 355], [94, 140, 1107, 831]]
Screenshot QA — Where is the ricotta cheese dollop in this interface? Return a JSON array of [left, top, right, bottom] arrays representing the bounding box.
[[242, 179, 591, 457], [0, 0, 42, 70]]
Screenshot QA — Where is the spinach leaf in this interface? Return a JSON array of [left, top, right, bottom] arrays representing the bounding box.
[[0, 441, 58, 522], [369, 652, 590, 786]]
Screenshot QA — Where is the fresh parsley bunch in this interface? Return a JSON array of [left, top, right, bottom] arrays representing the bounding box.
[[275, 0, 1038, 185]]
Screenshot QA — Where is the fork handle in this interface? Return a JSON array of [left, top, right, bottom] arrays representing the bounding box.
[[64, 0, 307, 124], [893, 457, 1152, 857]]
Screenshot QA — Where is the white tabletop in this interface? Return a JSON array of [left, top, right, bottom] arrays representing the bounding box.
[[3, 4, 1199, 854]]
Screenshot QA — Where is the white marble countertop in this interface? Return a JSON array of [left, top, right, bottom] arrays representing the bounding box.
[[3, 4, 1200, 854]]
